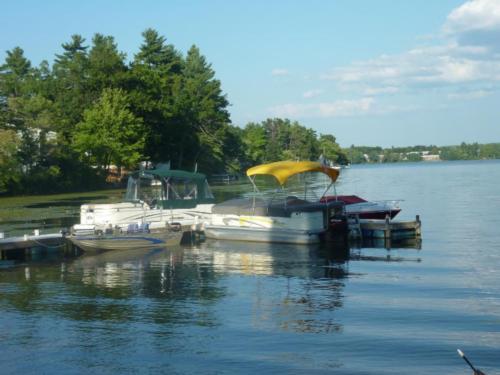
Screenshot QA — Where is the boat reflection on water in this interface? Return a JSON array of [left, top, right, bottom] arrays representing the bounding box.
[[192, 239, 348, 334], [0, 233, 427, 375]]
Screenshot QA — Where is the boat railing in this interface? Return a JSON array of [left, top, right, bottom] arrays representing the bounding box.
[[369, 199, 403, 209]]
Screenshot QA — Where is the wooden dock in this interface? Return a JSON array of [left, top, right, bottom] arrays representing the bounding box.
[[0, 232, 65, 252], [0, 231, 67, 261], [348, 215, 421, 240]]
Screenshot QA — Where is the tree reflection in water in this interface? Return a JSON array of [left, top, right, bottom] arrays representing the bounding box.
[[0, 241, 424, 372]]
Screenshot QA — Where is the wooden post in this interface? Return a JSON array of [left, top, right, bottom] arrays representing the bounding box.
[[384, 215, 391, 239], [415, 215, 421, 237]]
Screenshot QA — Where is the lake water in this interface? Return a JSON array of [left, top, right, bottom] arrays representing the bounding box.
[[1, 160, 499, 374]]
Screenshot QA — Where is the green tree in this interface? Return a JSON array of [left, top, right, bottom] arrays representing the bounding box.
[[73, 88, 145, 172], [241, 122, 267, 165], [0, 47, 33, 130], [284, 122, 318, 160], [221, 124, 246, 173], [134, 28, 182, 71], [262, 118, 291, 161], [320, 135, 349, 164], [88, 34, 127, 96], [0, 48, 57, 173], [178, 45, 231, 171], [52, 34, 90, 141], [0, 47, 32, 98], [0, 129, 20, 191], [128, 29, 183, 164], [6, 95, 56, 171]]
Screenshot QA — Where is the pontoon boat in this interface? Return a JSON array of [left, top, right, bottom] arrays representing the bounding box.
[[204, 161, 344, 244], [77, 165, 215, 232]]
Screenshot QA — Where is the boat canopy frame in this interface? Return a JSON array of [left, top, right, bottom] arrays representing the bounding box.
[[245, 161, 340, 208], [125, 166, 214, 209]]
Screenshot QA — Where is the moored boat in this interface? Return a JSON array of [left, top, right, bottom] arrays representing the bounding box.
[[68, 224, 183, 253], [78, 165, 215, 232], [204, 161, 344, 244], [321, 195, 401, 219]]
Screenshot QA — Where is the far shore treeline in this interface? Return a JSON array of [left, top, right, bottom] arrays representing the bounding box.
[[346, 142, 500, 164], [1, 29, 499, 195]]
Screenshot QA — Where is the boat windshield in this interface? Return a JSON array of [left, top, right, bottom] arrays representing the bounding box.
[[124, 174, 214, 206], [124, 175, 164, 204], [164, 177, 214, 201]]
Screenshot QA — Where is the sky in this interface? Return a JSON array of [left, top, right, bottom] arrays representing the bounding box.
[[1, 0, 500, 147]]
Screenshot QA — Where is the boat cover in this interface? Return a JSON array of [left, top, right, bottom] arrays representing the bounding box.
[[321, 195, 367, 204], [212, 197, 343, 217], [246, 161, 339, 185]]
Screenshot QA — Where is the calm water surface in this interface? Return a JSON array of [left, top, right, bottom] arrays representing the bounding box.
[[1, 160, 499, 374]]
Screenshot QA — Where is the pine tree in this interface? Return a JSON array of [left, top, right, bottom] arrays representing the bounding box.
[[128, 29, 184, 164], [178, 45, 230, 171], [88, 33, 127, 96], [0, 47, 32, 98], [52, 34, 90, 140]]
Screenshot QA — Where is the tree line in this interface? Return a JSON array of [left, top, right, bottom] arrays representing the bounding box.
[[345, 142, 500, 163], [0, 29, 347, 194]]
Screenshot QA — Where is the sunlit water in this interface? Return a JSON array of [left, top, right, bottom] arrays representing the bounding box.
[[1, 160, 499, 374]]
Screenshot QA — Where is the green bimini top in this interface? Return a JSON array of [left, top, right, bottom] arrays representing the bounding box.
[[126, 165, 214, 209]]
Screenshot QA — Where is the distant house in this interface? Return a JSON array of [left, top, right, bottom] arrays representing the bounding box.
[[421, 154, 440, 161], [16, 128, 57, 143], [402, 150, 441, 162]]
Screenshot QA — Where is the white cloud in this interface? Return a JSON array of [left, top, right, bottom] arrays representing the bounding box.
[[303, 89, 324, 98], [443, 0, 500, 51], [271, 68, 289, 76], [444, 0, 500, 35], [363, 86, 400, 95], [447, 89, 492, 99], [323, 44, 500, 87], [268, 0, 500, 123], [268, 97, 375, 118], [317, 0, 500, 103]]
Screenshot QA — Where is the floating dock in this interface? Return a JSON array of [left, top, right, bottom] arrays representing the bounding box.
[[348, 215, 421, 240], [0, 232, 65, 252], [1, 223, 203, 259], [0, 231, 67, 261]]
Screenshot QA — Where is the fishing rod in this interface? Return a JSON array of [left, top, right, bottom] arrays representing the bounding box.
[[457, 349, 486, 375]]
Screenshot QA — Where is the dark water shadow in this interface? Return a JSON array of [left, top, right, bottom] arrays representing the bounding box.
[[4, 217, 79, 235]]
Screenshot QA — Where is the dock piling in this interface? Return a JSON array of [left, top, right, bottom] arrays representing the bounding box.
[[348, 215, 422, 241]]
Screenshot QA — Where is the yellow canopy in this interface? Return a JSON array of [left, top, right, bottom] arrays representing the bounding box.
[[246, 161, 339, 186]]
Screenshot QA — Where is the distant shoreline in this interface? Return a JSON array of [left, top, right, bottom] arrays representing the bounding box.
[[343, 142, 500, 164]]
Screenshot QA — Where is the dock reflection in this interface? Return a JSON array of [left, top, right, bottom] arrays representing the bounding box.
[[0, 236, 422, 336]]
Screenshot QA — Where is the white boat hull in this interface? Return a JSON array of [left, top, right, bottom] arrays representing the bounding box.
[[204, 225, 322, 244], [68, 230, 182, 253], [205, 210, 327, 244], [80, 202, 214, 229]]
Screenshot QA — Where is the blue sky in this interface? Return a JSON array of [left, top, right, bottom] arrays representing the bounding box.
[[2, 0, 499, 147]]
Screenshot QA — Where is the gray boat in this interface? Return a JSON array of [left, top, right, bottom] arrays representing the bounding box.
[[68, 223, 183, 253]]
